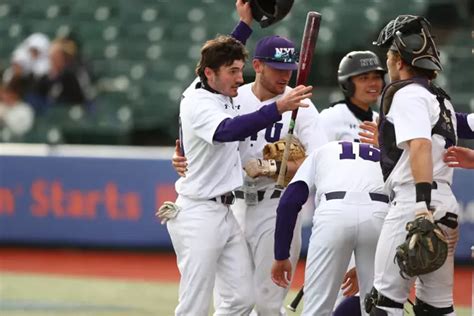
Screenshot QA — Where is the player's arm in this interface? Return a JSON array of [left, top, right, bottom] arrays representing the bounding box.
[[408, 138, 433, 208], [213, 86, 311, 142], [391, 88, 434, 209], [444, 146, 474, 169], [230, 0, 253, 44], [172, 139, 187, 177], [284, 158, 305, 179], [271, 180, 309, 288]]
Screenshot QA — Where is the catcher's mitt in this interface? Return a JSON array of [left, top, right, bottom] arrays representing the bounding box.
[[262, 137, 306, 186], [395, 206, 448, 278]]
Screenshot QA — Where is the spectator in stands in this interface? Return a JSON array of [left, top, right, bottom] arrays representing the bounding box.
[[0, 77, 34, 140], [3, 33, 50, 87], [36, 37, 95, 107], [24, 33, 51, 80]]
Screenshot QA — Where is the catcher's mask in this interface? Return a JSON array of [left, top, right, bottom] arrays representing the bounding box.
[[248, 0, 294, 28], [374, 15, 442, 71], [337, 51, 386, 98]]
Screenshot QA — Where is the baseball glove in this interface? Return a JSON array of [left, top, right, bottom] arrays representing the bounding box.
[[394, 204, 448, 278], [262, 137, 306, 186], [156, 201, 181, 225]]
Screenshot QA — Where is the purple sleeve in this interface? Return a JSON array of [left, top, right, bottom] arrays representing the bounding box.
[[456, 112, 474, 139], [213, 102, 282, 142], [230, 21, 252, 45], [274, 181, 309, 260]]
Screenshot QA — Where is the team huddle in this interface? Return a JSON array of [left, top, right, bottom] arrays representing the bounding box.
[[158, 0, 474, 315]]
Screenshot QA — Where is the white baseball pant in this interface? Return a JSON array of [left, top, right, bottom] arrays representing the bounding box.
[[168, 195, 255, 316]]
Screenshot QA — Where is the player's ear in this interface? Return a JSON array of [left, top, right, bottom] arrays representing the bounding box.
[[252, 59, 264, 73], [204, 67, 216, 81]]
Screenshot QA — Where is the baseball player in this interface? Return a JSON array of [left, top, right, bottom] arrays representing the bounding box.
[[271, 141, 389, 316], [318, 50, 386, 143], [173, 34, 328, 316], [366, 15, 460, 315], [229, 35, 328, 316], [312, 50, 386, 315], [167, 2, 313, 315]]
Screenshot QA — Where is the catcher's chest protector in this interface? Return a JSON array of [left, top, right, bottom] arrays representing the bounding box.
[[378, 78, 456, 181]]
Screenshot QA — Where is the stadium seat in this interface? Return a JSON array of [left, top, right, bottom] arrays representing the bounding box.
[[70, 1, 119, 22]]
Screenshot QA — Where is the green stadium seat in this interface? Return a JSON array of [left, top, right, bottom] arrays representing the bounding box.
[[26, 19, 72, 39], [19, 0, 70, 19], [126, 22, 169, 42], [0, 1, 22, 19], [70, 1, 119, 22], [92, 59, 132, 78], [0, 19, 28, 42]]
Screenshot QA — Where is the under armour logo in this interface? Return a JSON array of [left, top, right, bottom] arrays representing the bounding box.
[[350, 124, 357, 129]]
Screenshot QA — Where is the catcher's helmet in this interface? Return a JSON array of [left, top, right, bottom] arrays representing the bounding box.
[[249, 0, 294, 28], [337, 51, 386, 98], [373, 15, 442, 71]]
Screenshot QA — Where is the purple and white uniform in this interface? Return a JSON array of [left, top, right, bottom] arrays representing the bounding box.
[[374, 82, 459, 315], [274, 141, 389, 316], [169, 22, 290, 316], [229, 83, 327, 316]]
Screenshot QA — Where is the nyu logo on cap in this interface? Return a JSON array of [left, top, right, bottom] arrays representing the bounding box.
[[254, 35, 298, 70]]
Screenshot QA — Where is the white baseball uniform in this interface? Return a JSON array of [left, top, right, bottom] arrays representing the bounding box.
[[169, 78, 254, 316], [317, 99, 379, 309], [374, 82, 459, 315], [283, 141, 388, 316], [224, 82, 328, 316], [318, 100, 379, 142]]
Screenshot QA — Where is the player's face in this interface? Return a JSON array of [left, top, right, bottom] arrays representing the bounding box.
[[259, 62, 292, 96], [206, 60, 245, 97], [351, 71, 384, 107], [386, 50, 401, 82]]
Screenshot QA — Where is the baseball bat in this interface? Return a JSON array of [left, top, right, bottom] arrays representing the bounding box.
[[287, 285, 304, 312], [276, 11, 322, 188]]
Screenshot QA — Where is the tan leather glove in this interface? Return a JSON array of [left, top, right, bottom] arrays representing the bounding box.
[[244, 158, 277, 178]]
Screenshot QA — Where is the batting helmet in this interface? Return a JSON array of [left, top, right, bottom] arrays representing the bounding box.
[[248, 0, 294, 28], [373, 15, 442, 71], [337, 51, 386, 98]]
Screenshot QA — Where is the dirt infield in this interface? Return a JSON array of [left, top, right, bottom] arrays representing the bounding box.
[[0, 247, 471, 307]]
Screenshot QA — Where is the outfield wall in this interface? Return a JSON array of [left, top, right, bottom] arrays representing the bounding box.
[[0, 144, 473, 261]]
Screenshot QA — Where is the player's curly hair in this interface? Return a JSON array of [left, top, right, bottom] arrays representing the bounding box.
[[196, 35, 248, 82]]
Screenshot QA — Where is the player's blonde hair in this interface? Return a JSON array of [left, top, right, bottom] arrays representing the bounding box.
[[195, 35, 248, 82]]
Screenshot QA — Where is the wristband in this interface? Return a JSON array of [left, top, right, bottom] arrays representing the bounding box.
[[415, 182, 432, 209]]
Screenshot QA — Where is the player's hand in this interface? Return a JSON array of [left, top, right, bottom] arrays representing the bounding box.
[[443, 146, 474, 169], [271, 259, 292, 288], [359, 121, 379, 147], [172, 139, 188, 177], [445, 225, 459, 256], [276, 85, 312, 114], [341, 267, 359, 296], [244, 158, 277, 178], [414, 202, 434, 223], [236, 0, 253, 26]]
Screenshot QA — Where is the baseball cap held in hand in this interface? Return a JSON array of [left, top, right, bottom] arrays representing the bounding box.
[[254, 35, 298, 70]]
